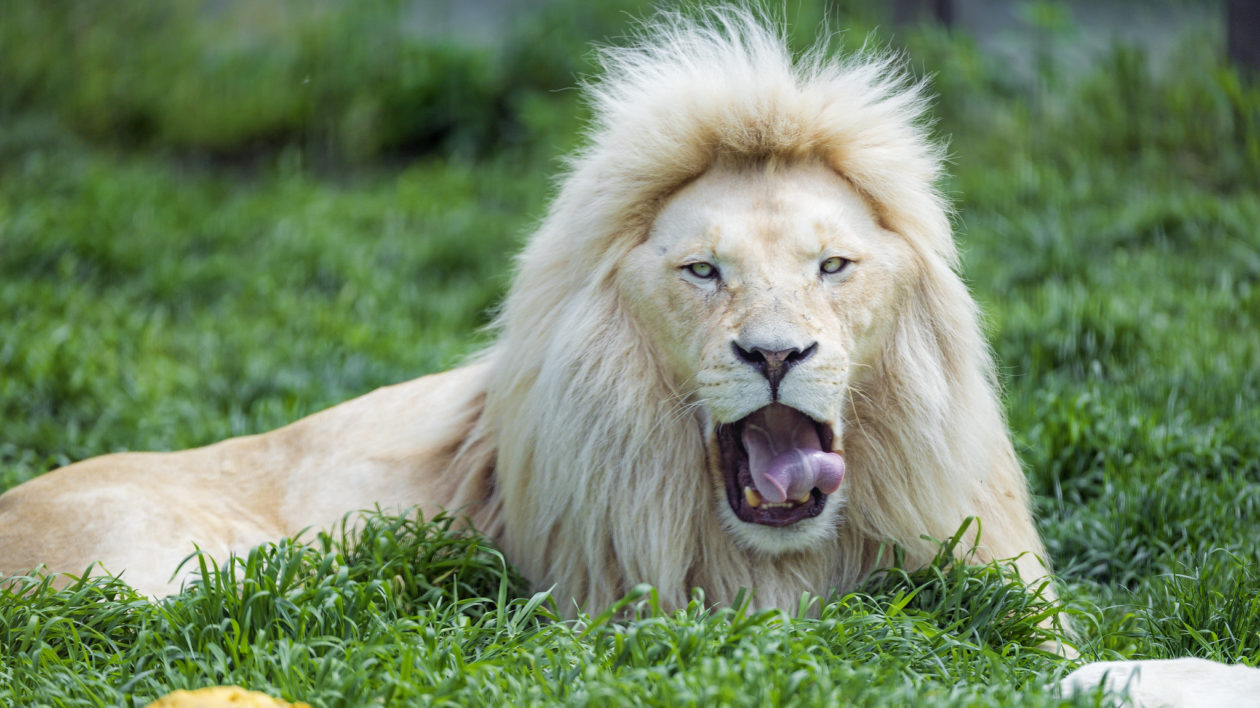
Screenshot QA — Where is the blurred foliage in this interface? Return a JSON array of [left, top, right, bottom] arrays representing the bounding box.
[[0, 0, 658, 162]]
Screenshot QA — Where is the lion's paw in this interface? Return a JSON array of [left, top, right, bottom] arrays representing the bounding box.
[[1060, 657, 1260, 707]]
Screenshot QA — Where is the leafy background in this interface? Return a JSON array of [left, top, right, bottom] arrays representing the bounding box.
[[1, 0, 1257, 705]]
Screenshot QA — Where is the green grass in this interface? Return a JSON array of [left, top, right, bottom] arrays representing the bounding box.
[[2, 1, 1259, 705], [1, 512, 1077, 706]]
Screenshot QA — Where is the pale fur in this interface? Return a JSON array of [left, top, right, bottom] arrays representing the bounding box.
[[1060, 658, 1260, 707], [455, 9, 1046, 611]]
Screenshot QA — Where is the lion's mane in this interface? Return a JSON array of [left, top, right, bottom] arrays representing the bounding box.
[[439, 9, 1042, 612]]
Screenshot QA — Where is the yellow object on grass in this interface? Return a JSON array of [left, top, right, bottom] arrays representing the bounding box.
[[144, 686, 310, 708]]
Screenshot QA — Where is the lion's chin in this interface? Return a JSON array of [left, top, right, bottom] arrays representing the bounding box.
[[713, 404, 843, 534]]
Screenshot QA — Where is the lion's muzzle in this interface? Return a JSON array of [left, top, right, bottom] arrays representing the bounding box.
[[731, 341, 818, 399]]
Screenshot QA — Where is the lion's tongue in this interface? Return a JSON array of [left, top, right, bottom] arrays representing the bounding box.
[[741, 404, 845, 503]]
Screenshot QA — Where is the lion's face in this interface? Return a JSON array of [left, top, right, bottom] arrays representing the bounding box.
[[619, 160, 918, 554]]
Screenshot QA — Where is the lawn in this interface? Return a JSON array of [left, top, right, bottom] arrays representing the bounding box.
[[1, 1, 1258, 705]]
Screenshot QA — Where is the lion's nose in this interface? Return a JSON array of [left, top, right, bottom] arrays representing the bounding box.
[[732, 341, 817, 397]]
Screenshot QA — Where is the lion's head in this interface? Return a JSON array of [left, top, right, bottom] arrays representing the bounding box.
[[461, 9, 1045, 612], [618, 159, 915, 554]]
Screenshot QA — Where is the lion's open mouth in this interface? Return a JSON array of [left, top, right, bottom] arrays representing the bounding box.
[[716, 403, 845, 527]]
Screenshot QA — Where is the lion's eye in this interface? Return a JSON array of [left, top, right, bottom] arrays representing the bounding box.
[[820, 256, 849, 275], [684, 262, 719, 280]]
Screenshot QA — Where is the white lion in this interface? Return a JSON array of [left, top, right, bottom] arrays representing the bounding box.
[[0, 9, 1254, 706]]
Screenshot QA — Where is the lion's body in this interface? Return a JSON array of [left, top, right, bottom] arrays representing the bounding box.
[[0, 9, 1048, 610], [0, 365, 490, 595]]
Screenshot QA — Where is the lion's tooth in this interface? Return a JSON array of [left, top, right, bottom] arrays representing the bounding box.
[[795, 490, 812, 504], [744, 486, 763, 508]]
